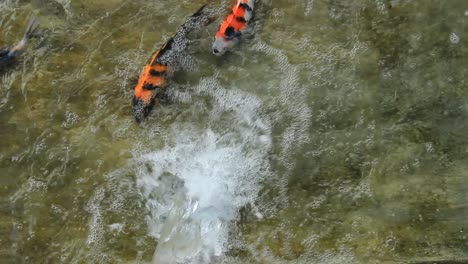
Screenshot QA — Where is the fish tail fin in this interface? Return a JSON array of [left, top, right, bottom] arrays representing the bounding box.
[[8, 17, 39, 56], [23, 16, 39, 40], [192, 3, 209, 17], [154, 3, 216, 63], [178, 3, 215, 35]]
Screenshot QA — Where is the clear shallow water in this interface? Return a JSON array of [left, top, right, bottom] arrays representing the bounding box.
[[0, 0, 467, 263]]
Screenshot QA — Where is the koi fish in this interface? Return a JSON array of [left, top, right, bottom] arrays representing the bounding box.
[[132, 4, 213, 122], [212, 0, 254, 56], [0, 17, 39, 70]]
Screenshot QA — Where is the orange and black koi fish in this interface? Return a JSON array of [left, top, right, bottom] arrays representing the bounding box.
[[212, 0, 254, 56], [132, 4, 213, 122], [0, 17, 39, 70]]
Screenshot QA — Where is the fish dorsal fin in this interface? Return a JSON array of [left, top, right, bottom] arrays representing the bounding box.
[[235, 0, 242, 10], [233, 0, 243, 15], [226, 0, 241, 25], [153, 38, 174, 64]]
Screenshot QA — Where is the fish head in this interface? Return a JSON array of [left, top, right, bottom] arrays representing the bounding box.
[[212, 35, 236, 56], [132, 87, 155, 123]]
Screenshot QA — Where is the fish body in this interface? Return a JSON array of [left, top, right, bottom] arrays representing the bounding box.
[[132, 4, 213, 122], [0, 17, 39, 70], [212, 0, 254, 56]]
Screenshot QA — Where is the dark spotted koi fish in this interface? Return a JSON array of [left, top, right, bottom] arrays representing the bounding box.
[[0, 17, 39, 70], [212, 0, 254, 56], [132, 4, 213, 122]]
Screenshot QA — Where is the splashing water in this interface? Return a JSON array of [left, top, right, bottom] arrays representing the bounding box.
[[135, 77, 271, 263]]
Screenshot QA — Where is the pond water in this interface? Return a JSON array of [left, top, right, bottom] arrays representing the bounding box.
[[0, 0, 467, 263]]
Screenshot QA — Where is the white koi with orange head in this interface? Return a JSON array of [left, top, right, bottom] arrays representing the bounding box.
[[212, 0, 254, 56]]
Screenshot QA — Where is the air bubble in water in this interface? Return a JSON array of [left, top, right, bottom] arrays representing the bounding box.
[[109, 223, 124, 233], [61, 111, 80, 129], [449, 32, 460, 44]]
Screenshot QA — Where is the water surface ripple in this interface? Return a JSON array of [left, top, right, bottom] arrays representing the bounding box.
[[0, 0, 467, 263]]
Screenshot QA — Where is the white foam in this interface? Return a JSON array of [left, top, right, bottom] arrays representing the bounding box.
[[304, 0, 314, 16], [135, 77, 271, 263], [61, 111, 80, 129], [85, 186, 105, 248]]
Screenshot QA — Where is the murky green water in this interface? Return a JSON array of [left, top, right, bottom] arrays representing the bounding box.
[[0, 0, 467, 263]]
